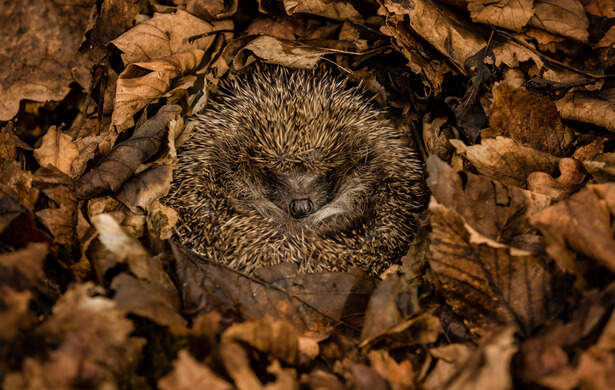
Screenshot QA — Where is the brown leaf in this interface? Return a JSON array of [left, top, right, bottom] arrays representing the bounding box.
[[116, 165, 173, 213], [556, 87, 615, 132], [427, 155, 551, 250], [382, 0, 486, 74], [451, 137, 560, 188], [423, 343, 474, 390], [0, 242, 48, 291], [531, 183, 615, 275], [367, 350, 415, 390], [76, 104, 181, 199], [485, 82, 573, 156], [219, 341, 264, 390], [186, 0, 238, 20], [230, 36, 332, 70], [32, 166, 77, 246], [111, 273, 187, 333], [576, 347, 615, 390], [90, 0, 146, 50], [0, 1, 92, 120], [360, 312, 441, 350], [0, 287, 34, 342], [467, 0, 535, 32], [158, 350, 233, 390], [437, 327, 517, 390], [527, 158, 587, 201], [283, 0, 363, 22], [32, 127, 79, 176], [429, 201, 569, 334], [37, 283, 146, 379], [530, 0, 590, 42], [172, 244, 376, 337], [110, 10, 232, 65], [222, 317, 300, 365], [584, 152, 615, 182], [91, 214, 180, 307]]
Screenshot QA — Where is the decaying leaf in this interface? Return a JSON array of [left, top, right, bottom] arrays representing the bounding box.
[[231, 36, 333, 70], [172, 244, 376, 337], [584, 152, 615, 182], [529, 0, 590, 42], [116, 164, 173, 214], [429, 201, 569, 334], [484, 82, 572, 156], [526, 158, 586, 201], [283, 0, 364, 22], [427, 155, 551, 250], [467, 0, 535, 32], [556, 88, 615, 132], [158, 350, 233, 390], [0, 1, 93, 121], [33, 127, 79, 176], [531, 183, 615, 275], [0, 242, 48, 291], [110, 10, 232, 66], [451, 137, 560, 188], [76, 104, 181, 199]]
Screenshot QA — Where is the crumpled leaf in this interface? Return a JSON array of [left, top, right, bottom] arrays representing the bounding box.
[[381, 0, 486, 74], [556, 88, 615, 132], [283, 0, 363, 22], [427, 155, 551, 251], [451, 137, 560, 188], [435, 327, 517, 390], [172, 244, 376, 337], [0, 1, 93, 121], [483, 82, 572, 156], [76, 104, 181, 199], [116, 164, 173, 214], [221, 317, 300, 365], [526, 158, 586, 201], [429, 200, 569, 334], [367, 349, 415, 389], [529, 0, 590, 42], [531, 183, 615, 275], [584, 152, 615, 182], [158, 350, 233, 390], [467, 0, 535, 32], [32, 166, 77, 246], [231, 36, 333, 70], [423, 343, 475, 390], [32, 127, 79, 177], [186, 0, 238, 21], [110, 10, 232, 65], [0, 242, 48, 291], [34, 283, 146, 383]]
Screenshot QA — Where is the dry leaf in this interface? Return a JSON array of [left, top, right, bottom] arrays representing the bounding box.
[[116, 164, 173, 214], [423, 343, 474, 390], [231, 36, 332, 70], [440, 327, 517, 390], [429, 201, 569, 334], [110, 10, 232, 65], [526, 158, 586, 201], [0, 1, 92, 120], [530, 0, 590, 42], [219, 341, 264, 390], [484, 82, 572, 156], [451, 137, 560, 188], [427, 155, 551, 250], [32, 166, 77, 246], [33, 127, 79, 176], [77, 105, 181, 199], [467, 0, 535, 32], [158, 350, 233, 390], [556, 88, 615, 132], [283, 0, 363, 22], [531, 183, 615, 274], [172, 244, 376, 337], [367, 349, 415, 390], [0, 287, 34, 342], [222, 317, 299, 365], [0, 242, 48, 291], [186, 0, 238, 21], [584, 152, 615, 182]]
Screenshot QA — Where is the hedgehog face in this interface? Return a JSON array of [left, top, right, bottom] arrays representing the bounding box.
[[263, 169, 333, 219]]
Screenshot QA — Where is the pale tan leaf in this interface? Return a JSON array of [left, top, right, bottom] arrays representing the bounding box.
[[468, 0, 535, 32], [33, 127, 79, 176], [556, 88, 615, 132], [283, 0, 363, 22], [529, 0, 590, 42]]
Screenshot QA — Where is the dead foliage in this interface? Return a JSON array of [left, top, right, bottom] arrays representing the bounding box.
[[1, 0, 615, 389]]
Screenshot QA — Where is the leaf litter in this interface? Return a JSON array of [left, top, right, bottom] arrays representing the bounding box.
[[1, 0, 615, 389]]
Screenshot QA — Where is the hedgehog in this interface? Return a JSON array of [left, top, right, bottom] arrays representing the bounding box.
[[164, 66, 427, 276]]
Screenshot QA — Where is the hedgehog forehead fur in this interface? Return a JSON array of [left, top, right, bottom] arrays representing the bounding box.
[[166, 65, 427, 275]]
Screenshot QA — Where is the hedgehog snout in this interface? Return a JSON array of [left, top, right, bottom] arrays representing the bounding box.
[[289, 198, 314, 219]]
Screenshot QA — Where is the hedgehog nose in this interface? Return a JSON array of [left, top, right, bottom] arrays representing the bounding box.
[[289, 198, 314, 219]]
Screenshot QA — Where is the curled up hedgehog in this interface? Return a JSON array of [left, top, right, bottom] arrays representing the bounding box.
[[165, 66, 427, 276]]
